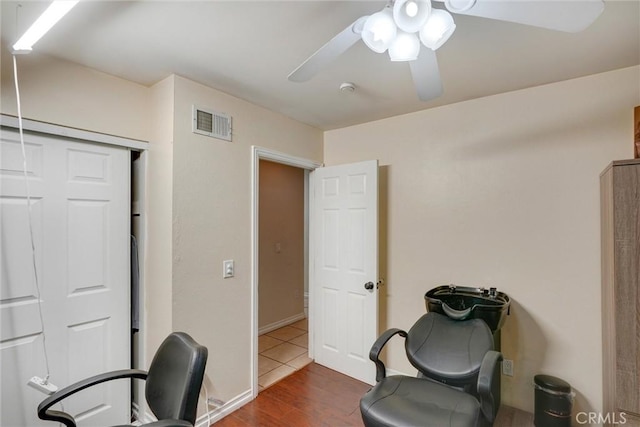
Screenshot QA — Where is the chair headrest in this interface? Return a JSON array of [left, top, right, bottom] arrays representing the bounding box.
[[146, 332, 208, 425]]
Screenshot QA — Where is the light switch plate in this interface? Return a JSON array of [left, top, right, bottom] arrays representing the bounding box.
[[223, 260, 234, 278]]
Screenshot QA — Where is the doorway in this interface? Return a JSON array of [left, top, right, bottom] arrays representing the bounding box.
[[250, 147, 321, 397], [251, 148, 381, 394], [256, 159, 308, 390]]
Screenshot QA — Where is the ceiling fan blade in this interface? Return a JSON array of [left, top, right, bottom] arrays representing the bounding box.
[[288, 17, 367, 82], [409, 48, 443, 102], [450, 0, 605, 33]]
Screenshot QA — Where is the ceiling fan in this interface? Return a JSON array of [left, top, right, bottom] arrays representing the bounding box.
[[287, 0, 605, 101]]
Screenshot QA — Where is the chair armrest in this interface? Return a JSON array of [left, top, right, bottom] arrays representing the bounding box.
[[37, 369, 148, 427], [477, 351, 503, 423], [369, 328, 407, 382]]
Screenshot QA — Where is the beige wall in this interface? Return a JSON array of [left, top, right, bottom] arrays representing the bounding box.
[[170, 75, 322, 405], [324, 65, 640, 414], [145, 75, 175, 363], [258, 160, 305, 330], [1, 50, 150, 142]]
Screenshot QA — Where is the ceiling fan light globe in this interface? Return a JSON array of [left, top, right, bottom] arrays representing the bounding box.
[[444, 0, 477, 14], [388, 31, 421, 61], [393, 0, 432, 33], [361, 8, 397, 53], [419, 9, 456, 50], [405, 1, 419, 17]]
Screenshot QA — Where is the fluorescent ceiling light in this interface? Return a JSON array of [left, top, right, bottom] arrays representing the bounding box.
[[12, 1, 79, 53]]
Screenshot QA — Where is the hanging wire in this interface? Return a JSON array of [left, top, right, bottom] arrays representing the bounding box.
[[12, 54, 52, 383]]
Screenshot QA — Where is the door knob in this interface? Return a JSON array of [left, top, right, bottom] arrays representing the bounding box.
[[364, 281, 375, 290]]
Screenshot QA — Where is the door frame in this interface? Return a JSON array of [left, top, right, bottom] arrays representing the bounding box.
[[250, 146, 321, 398]]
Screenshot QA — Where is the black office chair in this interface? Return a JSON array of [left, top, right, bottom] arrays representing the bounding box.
[[360, 312, 502, 427], [37, 332, 208, 427]]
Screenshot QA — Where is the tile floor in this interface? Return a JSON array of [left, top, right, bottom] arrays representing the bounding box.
[[258, 318, 312, 390]]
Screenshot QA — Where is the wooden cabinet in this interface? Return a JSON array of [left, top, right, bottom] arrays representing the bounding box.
[[601, 159, 640, 426]]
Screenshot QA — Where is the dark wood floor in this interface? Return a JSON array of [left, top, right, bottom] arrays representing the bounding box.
[[213, 362, 534, 426], [214, 363, 368, 426]]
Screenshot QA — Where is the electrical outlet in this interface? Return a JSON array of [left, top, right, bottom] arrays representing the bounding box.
[[502, 359, 514, 376]]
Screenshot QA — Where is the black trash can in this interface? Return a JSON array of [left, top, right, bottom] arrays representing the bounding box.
[[534, 374, 574, 427]]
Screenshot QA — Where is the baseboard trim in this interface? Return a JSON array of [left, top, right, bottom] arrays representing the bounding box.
[[195, 389, 253, 427], [134, 390, 254, 427], [132, 402, 156, 424], [258, 312, 306, 335]]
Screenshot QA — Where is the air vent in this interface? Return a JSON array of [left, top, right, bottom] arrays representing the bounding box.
[[192, 105, 232, 141]]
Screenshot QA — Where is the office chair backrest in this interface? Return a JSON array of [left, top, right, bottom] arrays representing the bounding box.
[[145, 332, 208, 425], [405, 312, 493, 388]]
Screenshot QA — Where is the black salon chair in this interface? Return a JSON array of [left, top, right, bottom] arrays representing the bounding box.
[[38, 332, 208, 427], [360, 312, 502, 427]]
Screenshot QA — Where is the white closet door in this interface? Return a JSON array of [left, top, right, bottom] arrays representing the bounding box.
[[1, 128, 130, 426]]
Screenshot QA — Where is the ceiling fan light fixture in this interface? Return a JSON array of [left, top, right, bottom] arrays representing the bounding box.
[[393, 0, 432, 33], [444, 0, 477, 14], [419, 9, 456, 50], [361, 8, 397, 53], [388, 31, 420, 62]]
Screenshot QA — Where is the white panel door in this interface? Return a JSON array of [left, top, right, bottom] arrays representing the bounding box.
[[0, 128, 130, 426], [311, 160, 378, 385]]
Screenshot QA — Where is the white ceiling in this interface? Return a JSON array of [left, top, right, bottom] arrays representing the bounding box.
[[2, 0, 639, 130]]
